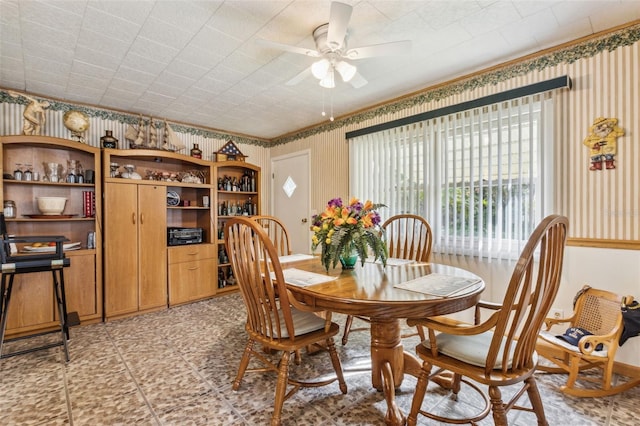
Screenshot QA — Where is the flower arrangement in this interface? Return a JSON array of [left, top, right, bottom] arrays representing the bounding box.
[[311, 197, 388, 271]]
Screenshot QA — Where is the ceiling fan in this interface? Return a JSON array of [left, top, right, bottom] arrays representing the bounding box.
[[257, 1, 411, 89]]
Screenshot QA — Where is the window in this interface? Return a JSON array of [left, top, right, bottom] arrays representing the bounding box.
[[349, 94, 554, 260]]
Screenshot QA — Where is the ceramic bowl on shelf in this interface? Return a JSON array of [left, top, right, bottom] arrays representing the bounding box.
[[36, 197, 67, 215]]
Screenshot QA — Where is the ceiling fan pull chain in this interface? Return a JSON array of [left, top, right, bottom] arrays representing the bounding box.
[[330, 90, 334, 122], [321, 90, 326, 117]]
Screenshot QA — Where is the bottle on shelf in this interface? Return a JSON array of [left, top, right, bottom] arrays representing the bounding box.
[[101, 130, 118, 149], [190, 143, 202, 159], [3, 200, 16, 218], [23, 164, 33, 181], [227, 269, 236, 286], [218, 270, 226, 288]]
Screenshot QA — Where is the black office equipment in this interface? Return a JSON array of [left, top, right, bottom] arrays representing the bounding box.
[[0, 213, 72, 361]]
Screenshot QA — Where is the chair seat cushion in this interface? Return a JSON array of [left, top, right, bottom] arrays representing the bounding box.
[[270, 308, 327, 338], [539, 330, 608, 357], [423, 331, 524, 369]]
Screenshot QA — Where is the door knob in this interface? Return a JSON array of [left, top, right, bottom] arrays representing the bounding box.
[[301, 218, 308, 223]]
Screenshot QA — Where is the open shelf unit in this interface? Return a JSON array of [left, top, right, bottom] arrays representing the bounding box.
[[0, 135, 103, 337], [214, 161, 261, 293]]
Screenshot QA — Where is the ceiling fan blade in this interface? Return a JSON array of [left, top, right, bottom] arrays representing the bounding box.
[[327, 2, 352, 50], [349, 72, 367, 89], [286, 68, 312, 86], [256, 38, 321, 57], [345, 40, 412, 60]]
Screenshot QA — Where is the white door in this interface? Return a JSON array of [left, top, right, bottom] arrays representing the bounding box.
[[272, 150, 311, 254]]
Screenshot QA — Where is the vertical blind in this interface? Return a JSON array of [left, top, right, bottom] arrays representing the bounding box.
[[349, 94, 554, 260]]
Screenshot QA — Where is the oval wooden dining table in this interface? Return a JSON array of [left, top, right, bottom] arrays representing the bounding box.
[[281, 257, 485, 426]]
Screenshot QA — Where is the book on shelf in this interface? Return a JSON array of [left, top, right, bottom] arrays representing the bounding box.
[[82, 191, 95, 218]]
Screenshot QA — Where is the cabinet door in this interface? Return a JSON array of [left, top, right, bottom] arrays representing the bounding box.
[[104, 183, 139, 317], [4, 272, 54, 333], [137, 185, 167, 310], [64, 252, 98, 319], [168, 258, 216, 305]]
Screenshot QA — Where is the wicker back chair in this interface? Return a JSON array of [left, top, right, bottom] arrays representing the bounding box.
[[406, 214, 569, 426], [342, 214, 433, 345], [224, 217, 347, 425], [537, 286, 639, 397]]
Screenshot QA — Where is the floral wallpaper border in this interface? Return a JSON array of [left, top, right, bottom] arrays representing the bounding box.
[[1, 22, 638, 148]]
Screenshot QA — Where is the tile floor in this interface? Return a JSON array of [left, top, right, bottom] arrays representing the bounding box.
[[1, 292, 638, 425]]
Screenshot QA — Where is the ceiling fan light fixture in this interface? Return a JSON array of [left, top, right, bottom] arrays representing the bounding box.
[[319, 68, 335, 88], [311, 59, 331, 80], [335, 60, 356, 82]]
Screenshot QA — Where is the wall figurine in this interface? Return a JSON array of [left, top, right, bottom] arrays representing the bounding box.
[[583, 117, 624, 170], [8, 90, 50, 135]]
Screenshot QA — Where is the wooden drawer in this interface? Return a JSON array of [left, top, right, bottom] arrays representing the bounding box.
[[168, 258, 216, 305], [168, 243, 216, 264]]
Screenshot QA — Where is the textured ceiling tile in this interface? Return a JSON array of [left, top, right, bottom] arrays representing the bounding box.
[[498, 8, 557, 49], [87, 0, 154, 25], [551, 0, 604, 26], [0, 22, 21, 45], [102, 86, 143, 103], [164, 59, 210, 81], [0, 57, 25, 85], [138, 16, 198, 51], [120, 51, 169, 76], [71, 61, 116, 80], [65, 83, 107, 100], [76, 28, 131, 59], [19, 0, 83, 29], [0, 0, 19, 23], [138, 90, 177, 104], [460, 2, 522, 36], [24, 55, 71, 77], [21, 38, 75, 64], [190, 77, 231, 95], [128, 36, 179, 64], [150, 0, 218, 29], [0, 40, 22, 59], [24, 80, 66, 98], [112, 66, 155, 86], [535, 16, 592, 45], [83, 4, 143, 44], [174, 43, 225, 70], [417, 1, 483, 30], [191, 24, 243, 58], [154, 70, 196, 89], [20, 20, 78, 47], [73, 45, 122, 71], [589, 2, 640, 33], [205, 2, 267, 41]]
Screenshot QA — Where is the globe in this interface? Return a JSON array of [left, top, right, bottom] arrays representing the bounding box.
[[63, 110, 90, 142]]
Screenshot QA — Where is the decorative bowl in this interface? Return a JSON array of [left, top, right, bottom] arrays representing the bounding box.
[[36, 197, 68, 215]]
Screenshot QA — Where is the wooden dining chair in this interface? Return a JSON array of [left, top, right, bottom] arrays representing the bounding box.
[[537, 285, 640, 397], [251, 215, 305, 363], [253, 215, 292, 256], [224, 217, 347, 425], [342, 214, 433, 345], [406, 214, 569, 426]]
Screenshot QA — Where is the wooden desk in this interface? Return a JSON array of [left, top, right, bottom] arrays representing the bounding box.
[[283, 258, 484, 426]]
